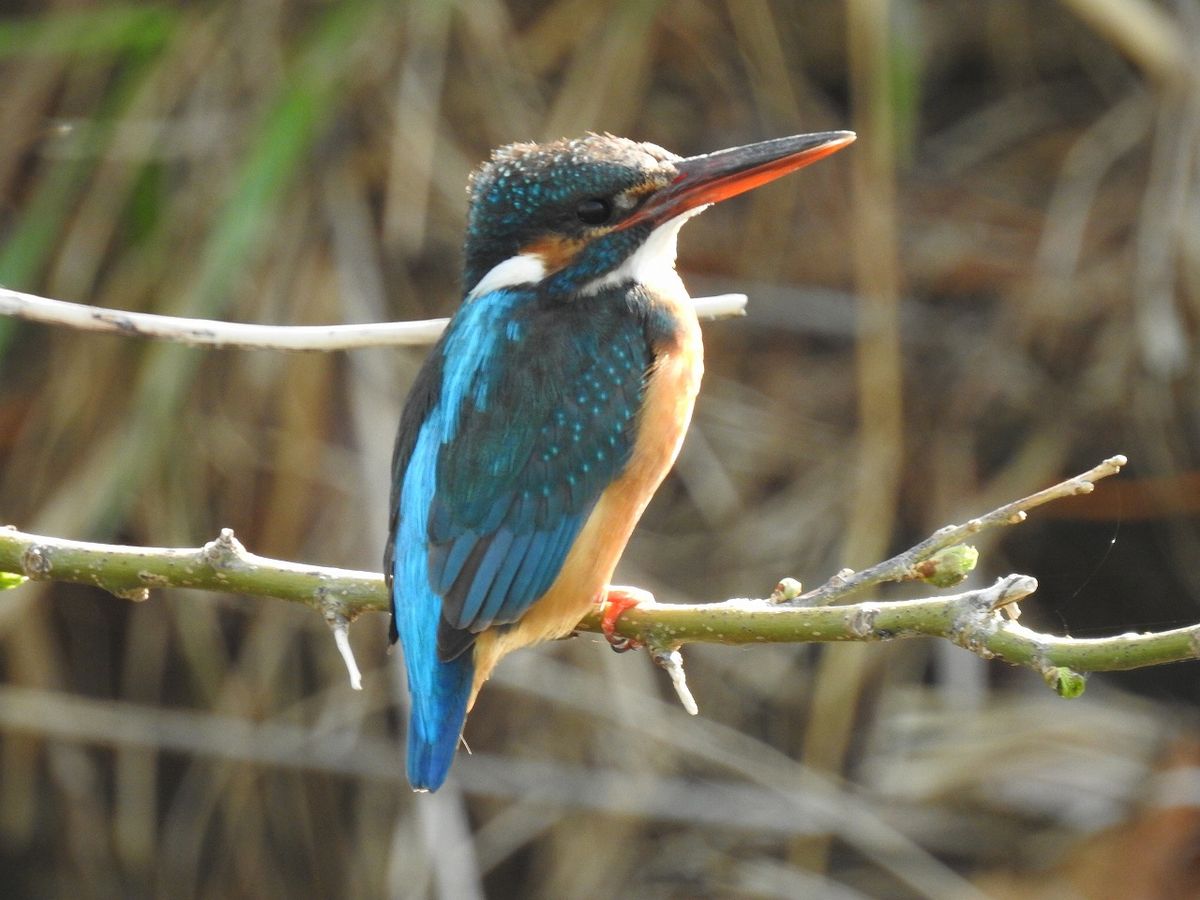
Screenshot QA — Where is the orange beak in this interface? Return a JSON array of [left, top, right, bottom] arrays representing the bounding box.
[[621, 130, 855, 229]]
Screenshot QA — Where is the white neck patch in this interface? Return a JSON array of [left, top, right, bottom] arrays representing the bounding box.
[[466, 205, 708, 301], [582, 206, 708, 297], [466, 253, 547, 300]]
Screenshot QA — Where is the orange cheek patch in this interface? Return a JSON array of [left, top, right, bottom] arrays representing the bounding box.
[[523, 234, 585, 274]]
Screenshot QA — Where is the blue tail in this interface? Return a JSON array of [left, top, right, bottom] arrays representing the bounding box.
[[392, 409, 476, 791], [393, 549, 475, 791], [391, 560, 475, 790], [403, 646, 473, 792]]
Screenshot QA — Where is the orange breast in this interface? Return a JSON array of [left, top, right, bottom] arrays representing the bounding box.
[[470, 290, 704, 702]]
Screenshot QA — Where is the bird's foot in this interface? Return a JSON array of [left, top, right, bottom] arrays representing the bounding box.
[[600, 585, 654, 652]]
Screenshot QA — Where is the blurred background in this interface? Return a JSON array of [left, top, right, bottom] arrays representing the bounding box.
[[2, 0, 1200, 897]]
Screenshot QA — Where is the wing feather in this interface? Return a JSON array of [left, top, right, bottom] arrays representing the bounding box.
[[427, 289, 651, 660]]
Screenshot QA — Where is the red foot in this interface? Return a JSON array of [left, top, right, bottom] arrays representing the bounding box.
[[600, 586, 654, 652]]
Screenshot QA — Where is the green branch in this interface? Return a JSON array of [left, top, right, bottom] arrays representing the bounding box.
[[1, 454, 1196, 708], [0, 527, 384, 615]]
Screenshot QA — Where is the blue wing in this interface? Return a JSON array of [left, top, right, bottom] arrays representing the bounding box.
[[386, 284, 649, 789], [426, 286, 650, 659]]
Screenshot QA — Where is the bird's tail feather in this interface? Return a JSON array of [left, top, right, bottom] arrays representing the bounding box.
[[404, 649, 474, 791]]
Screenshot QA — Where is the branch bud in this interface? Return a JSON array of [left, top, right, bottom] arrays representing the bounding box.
[[911, 544, 978, 587]]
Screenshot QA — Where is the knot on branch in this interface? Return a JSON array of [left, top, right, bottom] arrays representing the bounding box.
[[94, 311, 137, 334], [316, 585, 356, 627], [949, 575, 1039, 660], [21, 544, 51, 578], [950, 618, 999, 660], [200, 528, 248, 569], [849, 604, 879, 639]]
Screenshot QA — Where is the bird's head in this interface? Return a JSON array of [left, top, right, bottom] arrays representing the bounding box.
[[462, 130, 855, 299]]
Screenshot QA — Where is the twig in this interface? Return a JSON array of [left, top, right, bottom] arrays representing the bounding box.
[[0, 285, 748, 350], [791, 454, 1128, 606], [0, 525, 383, 616], [0, 525, 382, 689], [328, 612, 364, 691], [652, 648, 699, 715], [2, 456, 1197, 698]]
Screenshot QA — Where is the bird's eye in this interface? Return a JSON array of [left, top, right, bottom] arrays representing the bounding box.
[[576, 197, 613, 226]]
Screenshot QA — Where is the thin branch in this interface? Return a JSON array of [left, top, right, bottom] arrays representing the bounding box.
[[0, 526, 383, 615], [652, 648, 699, 715], [0, 285, 748, 350], [2, 455, 1197, 697], [792, 454, 1128, 606]]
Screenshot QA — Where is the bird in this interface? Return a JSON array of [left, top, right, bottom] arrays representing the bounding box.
[[385, 129, 855, 791]]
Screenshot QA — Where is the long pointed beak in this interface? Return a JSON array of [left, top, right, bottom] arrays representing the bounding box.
[[621, 130, 855, 229]]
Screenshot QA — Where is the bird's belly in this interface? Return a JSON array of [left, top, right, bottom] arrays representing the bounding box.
[[470, 316, 704, 701]]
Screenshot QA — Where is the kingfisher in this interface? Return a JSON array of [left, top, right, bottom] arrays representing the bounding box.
[[385, 129, 854, 791]]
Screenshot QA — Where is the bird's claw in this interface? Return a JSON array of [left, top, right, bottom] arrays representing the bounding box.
[[601, 585, 653, 652]]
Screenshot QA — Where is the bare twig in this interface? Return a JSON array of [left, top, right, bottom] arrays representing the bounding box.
[[791, 454, 1128, 607], [651, 648, 699, 715], [0, 285, 748, 350], [328, 613, 364, 691]]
